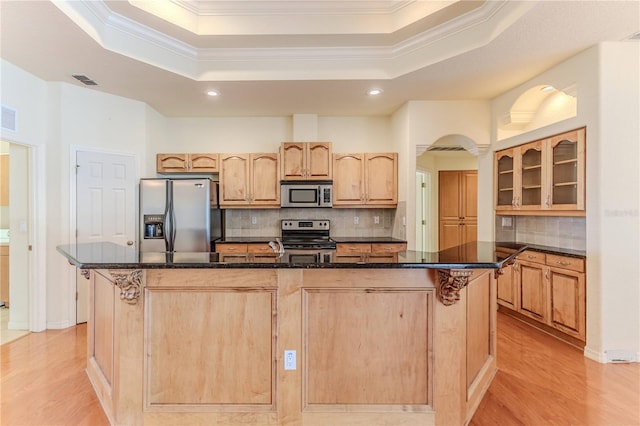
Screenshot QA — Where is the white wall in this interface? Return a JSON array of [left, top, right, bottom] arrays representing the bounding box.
[[490, 42, 640, 362], [401, 101, 491, 249]]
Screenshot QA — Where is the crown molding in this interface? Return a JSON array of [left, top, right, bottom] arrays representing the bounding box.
[[54, 0, 534, 81]]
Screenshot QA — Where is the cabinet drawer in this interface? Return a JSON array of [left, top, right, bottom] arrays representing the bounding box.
[[336, 243, 372, 253], [216, 243, 247, 253], [518, 250, 545, 264], [371, 243, 406, 253], [546, 254, 584, 272], [246, 243, 273, 253]]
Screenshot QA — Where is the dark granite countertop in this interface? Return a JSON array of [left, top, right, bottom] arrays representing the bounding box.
[[57, 241, 526, 270], [331, 237, 407, 244], [495, 242, 586, 258], [216, 237, 278, 244]]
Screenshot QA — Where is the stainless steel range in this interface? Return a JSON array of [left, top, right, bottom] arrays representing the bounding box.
[[280, 219, 336, 250]]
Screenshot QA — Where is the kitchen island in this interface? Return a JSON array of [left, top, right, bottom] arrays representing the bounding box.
[[58, 242, 524, 426]]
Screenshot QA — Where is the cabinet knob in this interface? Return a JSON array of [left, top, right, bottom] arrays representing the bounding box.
[[126, 241, 134, 246]]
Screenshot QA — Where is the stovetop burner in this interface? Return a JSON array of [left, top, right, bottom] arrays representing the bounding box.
[[281, 219, 336, 250]]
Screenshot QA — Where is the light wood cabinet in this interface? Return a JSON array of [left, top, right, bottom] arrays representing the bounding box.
[[219, 153, 280, 208], [156, 153, 220, 173], [495, 127, 585, 215], [498, 248, 586, 343], [335, 242, 406, 263], [1, 245, 9, 307], [333, 153, 397, 208], [0, 154, 8, 206], [280, 142, 332, 180], [438, 170, 477, 250]]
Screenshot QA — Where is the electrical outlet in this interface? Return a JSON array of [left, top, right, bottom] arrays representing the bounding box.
[[354, 216, 359, 225], [284, 350, 296, 370], [251, 216, 257, 225], [374, 216, 380, 224]]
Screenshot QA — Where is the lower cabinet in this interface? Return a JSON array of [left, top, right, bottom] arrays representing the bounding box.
[[497, 248, 586, 344], [335, 242, 407, 263]]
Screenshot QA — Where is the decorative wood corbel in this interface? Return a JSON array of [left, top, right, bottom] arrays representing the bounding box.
[[437, 269, 473, 306], [109, 269, 143, 305]]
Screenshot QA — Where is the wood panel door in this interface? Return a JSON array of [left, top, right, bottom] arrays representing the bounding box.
[[280, 143, 305, 180], [307, 142, 332, 180], [364, 153, 397, 206], [250, 153, 280, 206], [497, 262, 518, 310], [461, 171, 478, 220], [439, 221, 462, 251], [188, 153, 219, 173], [156, 153, 188, 173], [518, 260, 548, 322], [548, 267, 586, 340], [220, 154, 250, 206], [333, 153, 365, 205], [439, 171, 461, 221]]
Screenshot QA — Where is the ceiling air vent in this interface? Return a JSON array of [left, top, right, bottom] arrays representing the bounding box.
[[426, 146, 466, 152], [72, 74, 98, 86]]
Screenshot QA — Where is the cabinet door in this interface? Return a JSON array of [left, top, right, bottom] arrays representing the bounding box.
[[220, 154, 251, 206], [547, 128, 585, 211], [462, 222, 477, 245], [439, 221, 462, 251], [250, 153, 280, 206], [333, 154, 365, 205], [439, 171, 461, 221], [495, 148, 519, 211], [157, 153, 188, 173], [461, 171, 478, 220], [518, 260, 547, 322], [364, 153, 397, 206], [519, 141, 545, 210], [306, 142, 332, 180], [189, 153, 219, 173], [496, 261, 518, 310], [548, 267, 585, 340], [280, 143, 305, 180]]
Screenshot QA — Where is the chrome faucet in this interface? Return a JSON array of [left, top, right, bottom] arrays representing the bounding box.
[[269, 238, 285, 255]]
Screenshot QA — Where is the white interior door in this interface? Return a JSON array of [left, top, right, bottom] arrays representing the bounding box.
[[76, 150, 136, 324]]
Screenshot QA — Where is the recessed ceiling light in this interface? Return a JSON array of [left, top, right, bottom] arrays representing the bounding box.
[[206, 90, 220, 97], [541, 85, 554, 92], [367, 88, 383, 96]]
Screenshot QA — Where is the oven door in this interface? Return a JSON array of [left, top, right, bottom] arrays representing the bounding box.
[[285, 251, 332, 264]]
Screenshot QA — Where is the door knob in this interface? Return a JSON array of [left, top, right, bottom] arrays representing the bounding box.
[[127, 241, 134, 246]]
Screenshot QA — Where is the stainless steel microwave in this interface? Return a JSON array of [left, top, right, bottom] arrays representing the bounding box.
[[281, 181, 333, 208]]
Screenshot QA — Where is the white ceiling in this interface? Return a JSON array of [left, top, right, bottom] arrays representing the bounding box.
[[1, 0, 638, 117]]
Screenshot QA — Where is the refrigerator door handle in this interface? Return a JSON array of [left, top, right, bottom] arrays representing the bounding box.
[[164, 182, 174, 252]]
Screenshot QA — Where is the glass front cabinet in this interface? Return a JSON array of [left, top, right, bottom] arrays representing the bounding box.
[[495, 128, 585, 214]]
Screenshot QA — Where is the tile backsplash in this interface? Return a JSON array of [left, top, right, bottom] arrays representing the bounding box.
[[225, 208, 399, 238], [495, 215, 586, 251]]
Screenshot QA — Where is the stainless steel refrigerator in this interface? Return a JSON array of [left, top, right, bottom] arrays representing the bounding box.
[[139, 178, 223, 252]]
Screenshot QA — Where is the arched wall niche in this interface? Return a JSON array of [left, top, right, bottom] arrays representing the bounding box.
[[415, 133, 489, 158], [497, 83, 577, 141]]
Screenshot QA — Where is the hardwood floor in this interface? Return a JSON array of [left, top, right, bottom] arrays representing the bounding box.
[[1, 313, 638, 425], [471, 313, 640, 425], [0, 324, 109, 426]]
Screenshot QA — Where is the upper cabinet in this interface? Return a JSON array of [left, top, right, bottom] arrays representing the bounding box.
[[495, 128, 585, 215], [219, 153, 280, 208], [333, 153, 397, 208], [157, 153, 219, 174], [280, 142, 332, 181]]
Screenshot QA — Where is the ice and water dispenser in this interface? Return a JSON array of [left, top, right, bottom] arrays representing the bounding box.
[[143, 215, 164, 239]]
